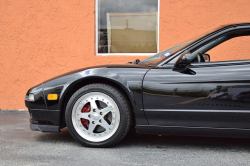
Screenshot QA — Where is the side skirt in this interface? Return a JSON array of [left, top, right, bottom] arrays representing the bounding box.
[[136, 125, 250, 138]]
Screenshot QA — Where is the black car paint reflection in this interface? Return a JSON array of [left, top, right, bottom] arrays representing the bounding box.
[[143, 61, 250, 132], [25, 23, 250, 138]]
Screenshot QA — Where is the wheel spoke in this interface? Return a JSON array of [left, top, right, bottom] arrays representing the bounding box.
[[88, 123, 96, 132], [79, 113, 90, 120], [90, 100, 98, 111], [101, 120, 110, 130], [101, 105, 113, 116]]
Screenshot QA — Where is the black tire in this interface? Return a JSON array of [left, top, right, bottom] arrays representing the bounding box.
[[65, 83, 131, 147]]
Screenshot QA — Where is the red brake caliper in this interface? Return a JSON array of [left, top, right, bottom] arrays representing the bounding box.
[[81, 103, 90, 126]]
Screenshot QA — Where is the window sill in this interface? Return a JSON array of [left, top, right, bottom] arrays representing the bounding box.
[[96, 53, 155, 56]]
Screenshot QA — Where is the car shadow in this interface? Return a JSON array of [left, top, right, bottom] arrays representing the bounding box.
[[35, 128, 74, 144], [36, 127, 250, 151], [119, 128, 250, 151]]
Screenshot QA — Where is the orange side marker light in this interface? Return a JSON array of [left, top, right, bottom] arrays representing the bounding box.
[[47, 94, 58, 100]]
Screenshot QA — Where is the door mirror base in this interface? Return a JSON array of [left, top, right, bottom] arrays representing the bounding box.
[[172, 52, 192, 72]]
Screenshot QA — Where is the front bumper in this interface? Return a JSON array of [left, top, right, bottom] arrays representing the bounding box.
[[29, 109, 61, 132]]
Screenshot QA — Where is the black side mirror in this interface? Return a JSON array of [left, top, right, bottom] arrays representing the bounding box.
[[172, 52, 192, 72], [203, 54, 210, 62]]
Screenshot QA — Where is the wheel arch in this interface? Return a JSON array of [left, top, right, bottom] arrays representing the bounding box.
[[59, 76, 135, 128]]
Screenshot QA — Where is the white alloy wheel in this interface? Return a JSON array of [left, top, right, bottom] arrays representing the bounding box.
[[71, 92, 120, 142]]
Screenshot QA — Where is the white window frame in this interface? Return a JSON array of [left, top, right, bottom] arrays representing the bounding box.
[[95, 0, 160, 56]]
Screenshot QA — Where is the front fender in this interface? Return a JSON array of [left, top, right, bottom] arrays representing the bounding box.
[[42, 66, 150, 125]]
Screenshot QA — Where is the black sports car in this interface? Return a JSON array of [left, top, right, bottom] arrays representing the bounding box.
[[25, 23, 250, 147]]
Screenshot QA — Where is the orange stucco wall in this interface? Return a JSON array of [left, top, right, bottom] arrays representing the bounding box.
[[1, 0, 250, 110]]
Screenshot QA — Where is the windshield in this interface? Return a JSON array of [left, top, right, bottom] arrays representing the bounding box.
[[139, 25, 228, 65], [139, 40, 194, 65]]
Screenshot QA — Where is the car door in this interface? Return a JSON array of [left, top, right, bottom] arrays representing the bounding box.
[[143, 61, 250, 130]]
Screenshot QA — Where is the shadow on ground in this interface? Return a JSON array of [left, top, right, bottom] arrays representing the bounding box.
[[35, 127, 250, 151]]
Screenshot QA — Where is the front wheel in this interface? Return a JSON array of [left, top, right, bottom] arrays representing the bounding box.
[[65, 83, 131, 147]]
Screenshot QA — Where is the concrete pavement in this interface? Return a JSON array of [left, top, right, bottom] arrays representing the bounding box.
[[1, 110, 250, 166]]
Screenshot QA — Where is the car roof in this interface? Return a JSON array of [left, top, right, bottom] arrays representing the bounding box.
[[222, 22, 250, 28]]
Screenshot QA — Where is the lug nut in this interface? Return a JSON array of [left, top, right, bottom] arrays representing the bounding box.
[[99, 119, 102, 123], [93, 109, 96, 112], [92, 121, 95, 124], [100, 112, 103, 115], [88, 114, 91, 118]]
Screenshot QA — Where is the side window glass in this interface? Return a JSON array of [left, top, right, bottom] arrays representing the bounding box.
[[206, 36, 250, 62]]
